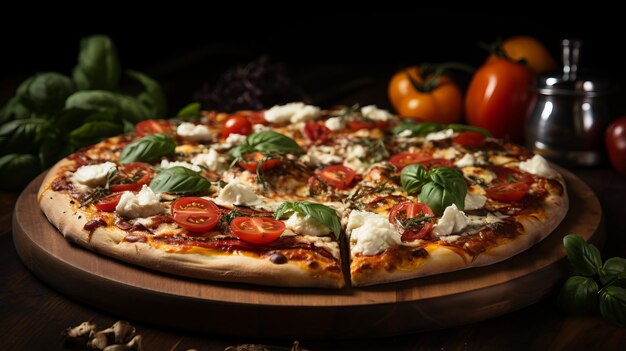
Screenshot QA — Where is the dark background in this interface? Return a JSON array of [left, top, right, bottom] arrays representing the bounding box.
[[2, 13, 624, 115]]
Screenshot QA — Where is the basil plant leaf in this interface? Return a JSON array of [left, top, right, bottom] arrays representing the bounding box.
[[68, 121, 123, 149], [149, 166, 210, 194], [120, 133, 176, 164], [176, 102, 202, 119], [0, 154, 41, 190], [400, 163, 430, 194], [599, 286, 626, 327], [65, 90, 149, 123], [126, 70, 167, 118], [0, 118, 47, 155], [600, 257, 626, 285], [17, 72, 75, 114], [557, 275, 599, 315], [563, 234, 602, 276], [72, 35, 121, 91], [274, 201, 341, 239], [393, 122, 444, 137]]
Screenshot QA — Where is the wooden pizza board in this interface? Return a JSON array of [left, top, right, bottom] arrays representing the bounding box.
[[13, 167, 603, 339]]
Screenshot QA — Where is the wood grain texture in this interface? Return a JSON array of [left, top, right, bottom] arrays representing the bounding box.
[[13, 167, 603, 339]]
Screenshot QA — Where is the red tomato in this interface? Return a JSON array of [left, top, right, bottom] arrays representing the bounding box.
[[94, 192, 123, 212], [389, 202, 434, 241], [453, 131, 486, 148], [317, 165, 356, 190], [230, 217, 285, 244], [465, 57, 534, 143], [222, 115, 253, 138], [171, 197, 221, 233], [486, 182, 531, 202], [606, 116, 626, 175], [421, 158, 454, 170], [238, 152, 282, 172], [346, 120, 388, 130], [109, 162, 153, 192], [245, 111, 268, 125], [304, 122, 332, 143], [389, 152, 432, 170], [491, 165, 534, 185], [135, 120, 173, 136]]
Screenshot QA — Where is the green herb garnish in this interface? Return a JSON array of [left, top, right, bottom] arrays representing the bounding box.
[[274, 201, 341, 239], [400, 164, 467, 215], [149, 166, 211, 194]]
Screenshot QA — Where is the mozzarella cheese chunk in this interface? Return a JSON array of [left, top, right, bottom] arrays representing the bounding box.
[[192, 149, 228, 172], [325, 117, 346, 131], [285, 212, 331, 236], [455, 153, 475, 168], [361, 105, 391, 121], [264, 102, 321, 124], [160, 160, 201, 172], [464, 193, 487, 210], [252, 124, 270, 133], [301, 145, 343, 166], [462, 166, 496, 184], [71, 162, 116, 189], [467, 213, 504, 226], [115, 185, 164, 219], [216, 179, 258, 206], [433, 147, 459, 160], [177, 122, 212, 142], [347, 210, 401, 256], [432, 204, 469, 237], [425, 129, 455, 141], [343, 144, 369, 173], [518, 155, 557, 178]]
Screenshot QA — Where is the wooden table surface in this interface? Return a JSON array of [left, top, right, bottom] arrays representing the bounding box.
[[1, 167, 625, 351]]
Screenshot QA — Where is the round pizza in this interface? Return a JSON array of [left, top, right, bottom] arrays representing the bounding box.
[[37, 102, 568, 288]]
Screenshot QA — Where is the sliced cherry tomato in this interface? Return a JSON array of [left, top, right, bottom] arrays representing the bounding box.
[[171, 197, 221, 233], [389, 202, 434, 241], [304, 122, 331, 143], [230, 217, 285, 244], [389, 152, 432, 170], [135, 120, 173, 137], [486, 182, 531, 202], [420, 158, 454, 170], [453, 131, 486, 148], [94, 192, 123, 212], [222, 115, 253, 138], [366, 195, 409, 214], [317, 165, 356, 190], [246, 111, 268, 125], [109, 163, 153, 192], [346, 120, 389, 130], [491, 165, 534, 186], [238, 152, 282, 172]]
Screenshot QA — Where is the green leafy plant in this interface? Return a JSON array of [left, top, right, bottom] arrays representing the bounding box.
[[230, 131, 302, 159], [400, 164, 467, 215], [393, 121, 491, 137], [0, 34, 167, 191], [149, 167, 211, 194], [558, 234, 626, 327], [274, 201, 341, 239]]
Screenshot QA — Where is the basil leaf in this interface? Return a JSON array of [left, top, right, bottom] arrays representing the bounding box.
[[65, 90, 149, 123], [393, 122, 443, 137], [231, 131, 301, 159], [72, 35, 121, 91], [126, 70, 167, 118], [0, 154, 41, 190], [120, 133, 176, 164], [17, 72, 76, 114], [149, 166, 210, 194], [400, 163, 430, 194], [563, 234, 602, 276], [599, 286, 626, 327], [600, 257, 626, 285], [428, 167, 467, 210], [447, 124, 492, 137], [274, 201, 341, 239], [0, 96, 31, 123], [0, 118, 47, 155], [176, 102, 202, 119], [557, 275, 599, 315], [68, 121, 123, 149]]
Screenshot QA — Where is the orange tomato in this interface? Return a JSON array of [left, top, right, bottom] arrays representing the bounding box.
[[487, 35, 558, 74], [465, 57, 534, 143], [388, 66, 463, 124]]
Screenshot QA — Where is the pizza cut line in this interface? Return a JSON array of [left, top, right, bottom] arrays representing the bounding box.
[[38, 102, 568, 288]]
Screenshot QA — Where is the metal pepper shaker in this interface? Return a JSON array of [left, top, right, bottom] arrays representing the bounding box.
[[525, 39, 612, 166]]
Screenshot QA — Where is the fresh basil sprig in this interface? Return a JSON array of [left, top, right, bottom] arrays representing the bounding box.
[[393, 121, 491, 137], [401, 164, 467, 215], [119, 133, 176, 164], [274, 201, 341, 239], [230, 131, 301, 159], [558, 234, 626, 327], [149, 166, 211, 194]]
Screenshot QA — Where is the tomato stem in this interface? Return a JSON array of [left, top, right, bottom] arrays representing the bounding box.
[[480, 38, 527, 65], [407, 62, 474, 93]]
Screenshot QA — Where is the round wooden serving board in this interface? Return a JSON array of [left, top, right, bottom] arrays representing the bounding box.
[[13, 168, 603, 339]]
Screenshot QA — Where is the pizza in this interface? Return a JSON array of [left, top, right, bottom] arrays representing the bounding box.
[[37, 102, 568, 288]]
